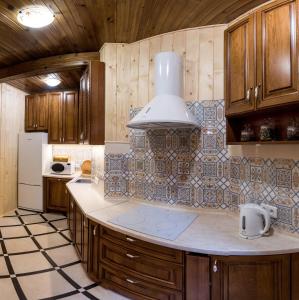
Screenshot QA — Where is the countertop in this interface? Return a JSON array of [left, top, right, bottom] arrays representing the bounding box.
[[66, 179, 299, 256], [43, 171, 81, 179]]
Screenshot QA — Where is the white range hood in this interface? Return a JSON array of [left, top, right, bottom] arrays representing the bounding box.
[[127, 52, 198, 129]]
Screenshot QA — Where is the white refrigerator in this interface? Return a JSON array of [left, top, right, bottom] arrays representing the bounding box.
[[18, 133, 51, 211]]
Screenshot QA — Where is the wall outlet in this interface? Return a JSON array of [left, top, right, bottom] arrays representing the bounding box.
[[261, 204, 278, 219]]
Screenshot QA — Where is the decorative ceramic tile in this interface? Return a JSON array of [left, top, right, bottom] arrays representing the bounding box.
[[104, 99, 299, 234]]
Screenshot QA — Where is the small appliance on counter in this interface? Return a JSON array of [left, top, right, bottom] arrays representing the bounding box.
[[81, 160, 92, 176], [239, 204, 271, 239], [50, 161, 75, 175]]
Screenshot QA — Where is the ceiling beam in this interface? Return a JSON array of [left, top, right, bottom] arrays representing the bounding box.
[[0, 52, 101, 83]]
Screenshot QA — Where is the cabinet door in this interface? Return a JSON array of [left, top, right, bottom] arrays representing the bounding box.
[[45, 178, 69, 212], [88, 220, 100, 281], [256, 0, 299, 108], [225, 16, 255, 115], [68, 194, 76, 240], [292, 253, 299, 300], [75, 205, 83, 258], [186, 254, 210, 300], [63, 91, 78, 144], [48, 92, 63, 144], [211, 255, 290, 300], [78, 69, 89, 144], [35, 93, 48, 131], [25, 95, 36, 131]]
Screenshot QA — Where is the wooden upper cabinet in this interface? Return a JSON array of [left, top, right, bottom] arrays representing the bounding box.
[[25, 95, 36, 131], [225, 15, 255, 115], [78, 61, 105, 145], [256, 0, 299, 108], [48, 91, 78, 144], [48, 92, 63, 144], [63, 91, 78, 144], [211, 255, 290, 300], [35, 94, 48, 130], [25, 94, 48, 131]]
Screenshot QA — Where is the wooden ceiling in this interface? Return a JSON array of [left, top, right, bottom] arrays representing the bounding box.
[[8, 68, 83, 93], [1, 0, 268, 94], [0, 0, 268, 69]]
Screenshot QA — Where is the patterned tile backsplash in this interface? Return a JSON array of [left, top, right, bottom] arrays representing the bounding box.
[[104, 100, 299, 234]]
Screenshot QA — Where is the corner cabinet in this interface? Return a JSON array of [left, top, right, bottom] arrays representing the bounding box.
[[48, 90, 79, 144], [43, 177, 71, 213], [25, 94, 48, 131], [78, 61, 105, 145]]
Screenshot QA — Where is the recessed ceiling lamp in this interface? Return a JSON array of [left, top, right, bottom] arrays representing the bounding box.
[[17, 5, 55, 28], [43, 77, 61, 87]]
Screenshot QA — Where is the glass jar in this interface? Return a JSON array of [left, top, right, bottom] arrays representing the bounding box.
[[240, 124, 254, 142], [259, 118, 274, 141], [287, 118, 299, 140]]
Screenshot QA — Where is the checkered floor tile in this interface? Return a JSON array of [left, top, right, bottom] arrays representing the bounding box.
[[0, 209, 129, 300]]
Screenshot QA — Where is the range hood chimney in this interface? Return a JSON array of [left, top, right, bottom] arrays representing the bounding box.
[[127, 52, 198, 129]]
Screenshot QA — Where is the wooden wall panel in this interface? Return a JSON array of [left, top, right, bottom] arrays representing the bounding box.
[[101, 24, 227, 143], [0, 83, 25, 216]]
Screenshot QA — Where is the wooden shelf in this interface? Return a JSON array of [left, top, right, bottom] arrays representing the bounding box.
[[226, 105, 299, 145]]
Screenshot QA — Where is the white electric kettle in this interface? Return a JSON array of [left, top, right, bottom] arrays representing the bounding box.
[[239, 204, 271, 239]]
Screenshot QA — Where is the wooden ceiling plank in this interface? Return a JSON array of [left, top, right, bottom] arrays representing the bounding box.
[[0, 52, 99, 82]]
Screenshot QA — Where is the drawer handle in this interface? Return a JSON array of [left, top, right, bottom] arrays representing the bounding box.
[[126, 237, 135, 242], [126, 278, 138, 284], [126, 253, 139, 259]]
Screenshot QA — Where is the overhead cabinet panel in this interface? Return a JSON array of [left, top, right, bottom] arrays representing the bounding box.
[[256, 0, 299, 108], [225, 16, 255, 115]]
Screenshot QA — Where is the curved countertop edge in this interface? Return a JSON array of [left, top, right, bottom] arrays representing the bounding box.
[[66, 179, 299, 256]]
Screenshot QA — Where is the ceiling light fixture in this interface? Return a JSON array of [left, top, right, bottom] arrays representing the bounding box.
[[43, 77, 61, 87], [17, 5, 55, 28]]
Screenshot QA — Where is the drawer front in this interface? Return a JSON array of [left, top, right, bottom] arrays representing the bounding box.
[[100, 264, 183, 300], [100, 238, 183, 290], [101, 226, 183, 264]]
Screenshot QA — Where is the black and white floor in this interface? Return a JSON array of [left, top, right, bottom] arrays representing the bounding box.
[[0, 209, 128, 300]]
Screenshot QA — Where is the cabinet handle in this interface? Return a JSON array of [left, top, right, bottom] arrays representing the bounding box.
[[126, 278, 138, 284], [126, 237, 135, 242], [62, 137, 65, 143], [126, 253, 140, 259], [93, 225, 98, 236], [65, 189, 67, 195], [245, 88, 252, 103], [70, 202, 73, 209], [255, 84, 261, 102], [213, 260, 218, 273]]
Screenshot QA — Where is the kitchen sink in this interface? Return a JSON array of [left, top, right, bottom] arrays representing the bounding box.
[[74, 178, 92, 184]]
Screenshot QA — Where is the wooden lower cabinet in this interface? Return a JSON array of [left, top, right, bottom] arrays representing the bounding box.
[[211, 255, 290, 300], [43, 177, 70, 212], [88, 220, 101, 281], [186, 254, 210, 300], [100, 264, 183, 300], [292, 253, 299, 300], [67, 212, 297, 300]]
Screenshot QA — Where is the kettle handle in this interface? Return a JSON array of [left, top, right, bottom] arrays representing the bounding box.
[[256, 207, 270, 235]]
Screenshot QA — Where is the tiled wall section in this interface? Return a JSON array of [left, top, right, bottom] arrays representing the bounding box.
[[230, 157, 299, 233], [105, 100, 231, 209], [104, 100, 299, 234]]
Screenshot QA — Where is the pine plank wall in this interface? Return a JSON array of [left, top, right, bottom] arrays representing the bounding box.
[[0, 83, 25, 215], [100, 24, 227, 143]]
